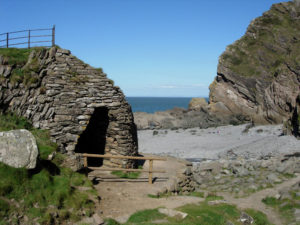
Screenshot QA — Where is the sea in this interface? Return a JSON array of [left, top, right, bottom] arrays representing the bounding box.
[[126, 97, 208, 113]]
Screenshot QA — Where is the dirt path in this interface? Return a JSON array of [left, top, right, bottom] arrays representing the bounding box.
[[90, 155, 300, 224], [90, 155, 203, 223], [219, 174, 300, 225]]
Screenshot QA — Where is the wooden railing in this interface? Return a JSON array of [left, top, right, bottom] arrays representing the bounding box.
[[0, 26, 55, 49], [81, 153, 166, 184]]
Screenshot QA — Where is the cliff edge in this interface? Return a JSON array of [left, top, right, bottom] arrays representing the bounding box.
[[209, 1, 300, 136]]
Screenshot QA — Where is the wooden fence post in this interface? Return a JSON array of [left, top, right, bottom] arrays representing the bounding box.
[[148, 160, 153, 184], [84, 156, 88, 176], [84, 156, 87, 167], [6, 33, 8, 48], [28, 30, 31, 49], [52, 25, 55, 47]]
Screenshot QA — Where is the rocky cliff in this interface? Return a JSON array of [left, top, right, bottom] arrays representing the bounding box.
[[209, 0, 300, 136], [0, 47, 138, 169]]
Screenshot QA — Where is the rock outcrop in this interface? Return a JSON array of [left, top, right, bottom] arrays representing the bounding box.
[[0, 129, 38, 169], [0, 47, 138, 169], [209, 1, 300, 131], [188, 98, 208, 111], [133, 107, 234, 130]]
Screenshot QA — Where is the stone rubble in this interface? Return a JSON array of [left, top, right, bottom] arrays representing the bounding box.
[[192, 152, 300, 196]]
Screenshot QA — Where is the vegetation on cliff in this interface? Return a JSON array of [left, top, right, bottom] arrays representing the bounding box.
[[209, 0, 300, 128], [220, 1, 300, 79], [0, 47, 44, 86], [0, 113, 96, 224]]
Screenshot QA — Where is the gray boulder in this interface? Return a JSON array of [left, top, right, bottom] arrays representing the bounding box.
[[0, 129, 39, 169]]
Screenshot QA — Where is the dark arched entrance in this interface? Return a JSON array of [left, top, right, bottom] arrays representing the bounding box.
[[75, 107, 109, 166]]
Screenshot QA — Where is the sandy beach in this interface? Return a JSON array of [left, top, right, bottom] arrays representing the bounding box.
[[138, 124, 300, 160]]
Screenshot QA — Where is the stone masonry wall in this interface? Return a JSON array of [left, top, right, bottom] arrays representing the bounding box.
[[0, 47, 138, 170]]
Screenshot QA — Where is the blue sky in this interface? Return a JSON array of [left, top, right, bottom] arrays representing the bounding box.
[[1, 0, 288, 97]]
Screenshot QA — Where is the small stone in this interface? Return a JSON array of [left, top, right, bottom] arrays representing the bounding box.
[[267, 173, 281, 183], [208, 200, 227, 205], [248, 185, 257, 191], [240, 212, 254, 224], [275, 194, 281, 200], [48, 152, 56, 160], [158, 208, 188, 219], [221, 169, 231, 175], [294, 208, 300, 222], [92, 213, 104, 224], [77, 186, 92, 191], [184, 167, 192, 175]]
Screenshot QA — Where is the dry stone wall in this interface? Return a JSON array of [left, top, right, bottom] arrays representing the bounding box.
[[0, 47, 138, 170]]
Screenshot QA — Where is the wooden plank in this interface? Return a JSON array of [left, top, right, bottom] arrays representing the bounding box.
[[88, 167, 166, 173], [81, 153, 166, 161], [149, 159, 153, 184]]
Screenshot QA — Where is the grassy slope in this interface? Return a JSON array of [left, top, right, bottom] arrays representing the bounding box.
[[0, 47, 45, 86], [262, 193, 300, 224], [220, 1, 300, 79], [105, 194, 273, 225], [0, 48, 32, 66], [0, 113, 96, 224]]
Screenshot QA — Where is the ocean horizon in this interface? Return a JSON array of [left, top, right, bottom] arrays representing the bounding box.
[[126, 97, 209, 113]]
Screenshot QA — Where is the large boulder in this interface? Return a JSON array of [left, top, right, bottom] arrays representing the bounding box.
[[188, 98, 208, 111], [0, 129, 39, 169]]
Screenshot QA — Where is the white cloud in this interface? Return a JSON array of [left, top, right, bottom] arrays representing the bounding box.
[[156, 83, 206, 89], [159, 85, 178, 89]]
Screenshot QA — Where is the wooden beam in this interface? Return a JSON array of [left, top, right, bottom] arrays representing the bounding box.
[[88, 167, 166, 173], [81, 153, 166, 161]]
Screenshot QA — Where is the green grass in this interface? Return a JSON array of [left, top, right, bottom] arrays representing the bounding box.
[[0, 48, 32, 66], [262, 195, 300, 224], [0, 113, 58, 161], [219, 1, 300, 81], [147, 191, 204, 199], [187, 191, 205, 198], [103, 202, 273, 225], [245, 209, 273, 225], [127, 209, 166, 224], [262, 197, 280, 206], [111, 165, 143, 179], [147, 192, 172, 199], [111, 170, 141, 179], [147, 194, 161, 199], [205, 192, 224, 202], [173, 203, 236, 225], [104, 218, 121, 225], [0, 113, 96, 224], [0, 47, 45, 87]]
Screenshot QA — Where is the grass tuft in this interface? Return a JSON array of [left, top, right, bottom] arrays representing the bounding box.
[[111, 170, 141, 179], [0, 113, 96, 223], [127, 209, 165, 223], [0, 48, 32, 66], [245, 209, 273, 225]]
